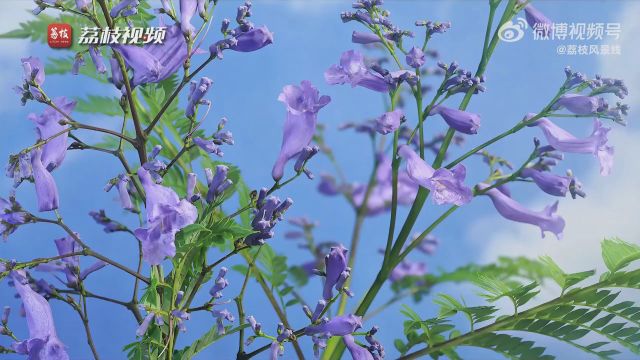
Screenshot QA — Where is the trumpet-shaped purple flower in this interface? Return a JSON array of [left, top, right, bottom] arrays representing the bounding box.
[[37, 235, 106, 286], [478, 183, 565, 239], [28, 97, 76, 171], [375, 109, 403, 135], [134, 168, 197, 265], [18, 56, 45, 103], [398, 145, 472, 206], [534, 118, 614, 176], [105, 174, 135, 211], [343, 334, 375, 360], [71, 53, 84, 75], [9, 271, 69, 360], [186, 77, 213, 118], [406, 46, 425, 68], [322, 244, 349, 300], [88, 46, 106, 74], [230, 26, 274, 52], [389, 260, 427, 282], [520, 168, 571, 197], [205, 165, 232, 203], [113, 24, 187, 87], [351, 31, 382, 44], [523, 4, 552, 37], [325, 50, 389, 93], [108, 57, 124, 90], [30, 148, 59, 212], [305, 314, 362, 336], [180, 0, 197, 35], [552, 94, 607, 115], [212, 308, 235, 335], [209, 267, 228, 299], [272, 80, 330, 181], [430, 105, 480, 135]]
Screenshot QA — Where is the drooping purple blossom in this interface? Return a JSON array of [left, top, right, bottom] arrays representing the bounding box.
[[88, 46, 106, 74], [134, 168, 197, 265], [108, 57, 124, 90], [552, 94, 607, 115], [209, 267, 229, 299], [36, 235, 106, 287], [429, 105, 480, 135], [520, 167, 571, 197], [71, 53, 85, 75], [186, 77, 213, 118], [325, 50, 389, 93], [27, 97, 76, 171], [272, 80, 330, 181], [105, 174, 135, 211], [523, 4, 552, 37], [212, 308, 235, 335], [230, 26, 274, 52], [113, 24, 187, 87], [9, 270, 69, 360], [136, 310, 164, 337], [533, 117, 614, 176], [30, 148, 59, 212], [17, 56, 45, 103], [398, 145, 472, 206], [406, 47, 425, 68], [293, 146, 320, 179], [375, 109, 404, 135], [305, 314, 362, 336], [389, 260, 427, 282], [351, 31, 382, 44], [478, 183, 565, 239], [180, 0, 198, 35]]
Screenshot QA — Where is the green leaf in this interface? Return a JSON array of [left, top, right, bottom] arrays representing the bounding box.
[[174, 324, 248, 359], [602, 238, 640, 273], [539, 256, 595, 292]]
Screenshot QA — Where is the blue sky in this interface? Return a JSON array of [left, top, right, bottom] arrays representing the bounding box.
[[1, 1, 639, 359]]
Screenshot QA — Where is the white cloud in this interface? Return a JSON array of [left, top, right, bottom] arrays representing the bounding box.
[[476, 1, 640, 273]]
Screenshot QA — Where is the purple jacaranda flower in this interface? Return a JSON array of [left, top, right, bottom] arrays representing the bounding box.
[[351, 31, 382, 44], [28, 97, 76, 171], [272, 80, 330, 181], [9, 271, 69, 360], [523, 4, 552, 37], [212, 308, 234, 335], [1, 196, 28, 239], [247, 315, 262, 335], [322, 244, 349, 300], [186, 77, 213, 118], [205, 165, 232, 203], [293, 146, 320, 179], [478, 183, 565, 239], [430, 105, 480, 135], [171, 309, 190, 332], [398, 145, 472, 206], [18, 56, 45, 103], [134, 168, 197, 265], [6, 152, 33, 187], [520, 168, 571, 197], [313, 335, 329, 358], [108, 57, 124, 90], [552, 94, 607, 115], [75, 0, 90, 12], [110, 0, 139, 18], [88, 46, 106, 74], [30, 148, 59, 212], [105, 174, 135, 211], [305, 314, 362, 336], [533, 117, 614, 176], [230, 26, 274, 52], [71, 53, 85, 75], [277, 327, 293, 343], [89, 210, 128, 233], [245, 191, 293, 245], [186, 173, 200, 202], [343, 334, 375, 360], [136, 312, 156, 337], [2, 306, 9, 325], [318, 174, 340, 196], [269, 341, 282, 360], [194, 137, 223, 156], [180, 0, 197, 35], [325, 50, 389, 93], [37, 235, 106, 287], [590, 74, 628, 99], [406, 46, 425, 68], [209, 267, 228, 299], [113, 24, 187, 87], [375, 109, 403, 135], [311, 300, 327, 322], [389, 260, 426, 282]]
